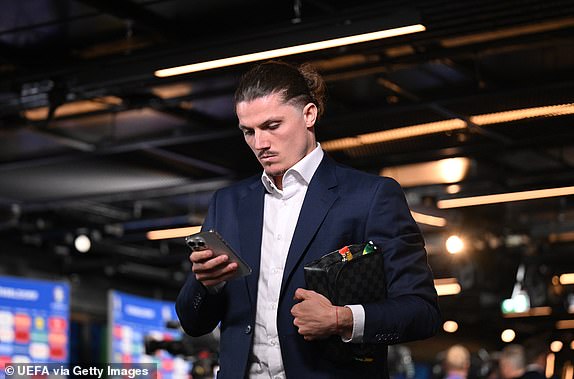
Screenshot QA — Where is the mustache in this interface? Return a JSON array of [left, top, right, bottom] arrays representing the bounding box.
[[258, 151, 278, 159]]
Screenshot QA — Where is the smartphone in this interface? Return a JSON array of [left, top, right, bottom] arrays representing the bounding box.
[[185, 230, 252, 279]]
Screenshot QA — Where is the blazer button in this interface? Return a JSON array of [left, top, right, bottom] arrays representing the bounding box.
[[245, 325, 252, 334]]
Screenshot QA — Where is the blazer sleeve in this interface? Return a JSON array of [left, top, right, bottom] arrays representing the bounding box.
[[361, 178, 441, 345], [175, 191, 227, 337]]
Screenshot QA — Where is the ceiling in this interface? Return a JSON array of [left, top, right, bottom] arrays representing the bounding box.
[[0, 0, 573, 350]]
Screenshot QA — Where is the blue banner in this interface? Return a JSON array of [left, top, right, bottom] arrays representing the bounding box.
[[109, 290, 191, 378], [0, 275, 70, 376]]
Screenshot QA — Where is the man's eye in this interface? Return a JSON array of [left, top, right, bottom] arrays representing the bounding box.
[[243, 129, 254, 136]]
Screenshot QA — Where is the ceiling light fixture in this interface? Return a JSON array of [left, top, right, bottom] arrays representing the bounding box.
[[147, 226, 202, 240], [546, 353, 555, 379], [410, 211, 447, 227], [382, 157, 470, 187], [437, 186, 574, 209], [470, 103, 574, 125], [322, 119, 466, 151], [550, 341, 563, 353], [74, 234, 91, 253], [501, 329, 516, 343], [442, 320, 458, 333], [25, 96, 123, 121], [440, 17, 574, 48], [549, 231, 574, 243], [322, 103, 574, 152], [502, 306, 552, 318], [434, 278, 461, 296], [155, 24, 426, 77], [445, 235, 464, 254], [559, 273, 574, 285], [556, 319, 574, 329]]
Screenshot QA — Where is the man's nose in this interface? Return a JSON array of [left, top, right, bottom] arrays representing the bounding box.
[[254, 130, 270, 150]]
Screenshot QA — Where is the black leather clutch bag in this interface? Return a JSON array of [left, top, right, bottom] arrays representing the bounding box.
[[304, 241, 387, 363]]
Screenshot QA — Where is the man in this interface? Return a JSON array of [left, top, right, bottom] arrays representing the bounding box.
[[176, 60, 440, 378], [499, 344, 526, 379], [522, 336, 548, 379], [443, 345, 471, 379]]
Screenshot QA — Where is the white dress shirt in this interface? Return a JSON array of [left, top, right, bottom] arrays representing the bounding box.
[[248, 144, 364, 379]]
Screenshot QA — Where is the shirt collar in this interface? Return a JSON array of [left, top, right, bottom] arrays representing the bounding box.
[[261, 143, 324, 194]]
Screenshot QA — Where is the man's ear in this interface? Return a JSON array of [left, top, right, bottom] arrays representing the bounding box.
[[303, 103, 318, 129]]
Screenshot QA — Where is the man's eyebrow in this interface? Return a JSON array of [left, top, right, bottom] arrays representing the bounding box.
[[238, 118, 281, 130]]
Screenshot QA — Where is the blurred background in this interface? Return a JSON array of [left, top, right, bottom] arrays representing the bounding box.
[[0, 0, 573, 378]]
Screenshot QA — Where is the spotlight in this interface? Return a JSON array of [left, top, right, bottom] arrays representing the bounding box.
[[550, 341, 563, 353], [74, 234, 91, 253], [446, 235, 464, 254], [501, 329, 516, 343], [443, 320, 458, 333]]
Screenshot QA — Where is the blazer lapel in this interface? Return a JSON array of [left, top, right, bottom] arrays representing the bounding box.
[[280, 156, 339, 300], [238, 180, 265, 306]]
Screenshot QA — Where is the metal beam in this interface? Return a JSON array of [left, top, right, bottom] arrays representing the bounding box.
[[75, 0, 179, 40]]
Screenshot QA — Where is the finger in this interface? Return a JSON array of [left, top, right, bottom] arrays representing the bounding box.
[[190, 249, 214, 263], [201, 266, 239, 287], [293, 288, 310, 301], [195, 262, 237, 281], [192, 254, 229, 273], [290, 304, 301, 317]]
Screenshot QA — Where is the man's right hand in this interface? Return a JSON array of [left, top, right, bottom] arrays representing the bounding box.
[[190, 249, 238, 287]]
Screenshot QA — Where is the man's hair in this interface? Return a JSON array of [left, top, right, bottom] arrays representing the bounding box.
[[234, 60, 326, 120], [500, 344, 526, 371], [445, 344, 470, 372]]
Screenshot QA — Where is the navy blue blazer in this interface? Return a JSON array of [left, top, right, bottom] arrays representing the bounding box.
[[176, 155, 440, 379]]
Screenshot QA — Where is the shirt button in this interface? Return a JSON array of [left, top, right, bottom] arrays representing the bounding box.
[[270, 339, 277, 346], [271, 304, 277, 310], [277, 234, 282, 240], [245, 325, 252, 334]]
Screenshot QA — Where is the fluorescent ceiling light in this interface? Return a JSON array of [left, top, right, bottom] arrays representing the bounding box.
[[556, 319, 574, 329], [470, 103, 574, 125], [147, 226, 202, 240], [322, 119, 466, 151], [25, 96, 123, 121], [434, 278, 461, 296], [322, 103, 574, 152], [441, 17, 574, 48], [546, 353, 555, 379], [502, 306, 552, 318], [549, 232, 574, 243], [154, 24, 426, 77], [382, 157, 470, 187], [410, 211, 447, 227], [437, 186, 574, 209], [151, 83, 194, 99], [560, 273, 574, 285]]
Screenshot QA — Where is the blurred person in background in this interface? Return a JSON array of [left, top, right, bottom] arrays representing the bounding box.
[[499, 344, 526, 379], [522, 336, 548, 379], [443, 345, 471, 379]]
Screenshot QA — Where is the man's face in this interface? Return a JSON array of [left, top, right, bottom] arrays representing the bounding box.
[[236, 92, 317, 186]]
